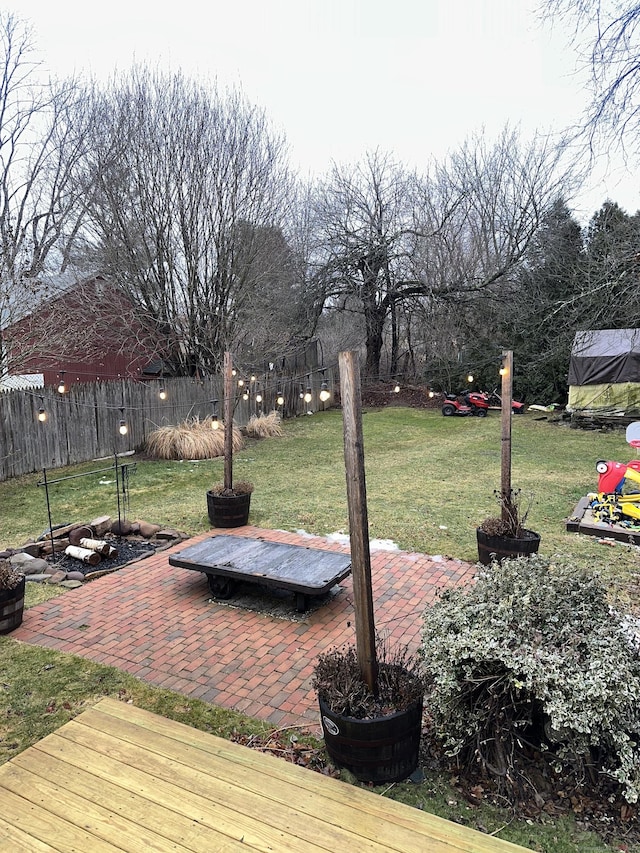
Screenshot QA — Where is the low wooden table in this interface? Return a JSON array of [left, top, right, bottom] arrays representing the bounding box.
[[169, 535, 352, 612]]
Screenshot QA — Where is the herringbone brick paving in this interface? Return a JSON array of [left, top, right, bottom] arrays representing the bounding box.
[[12, 526, 475, 729]]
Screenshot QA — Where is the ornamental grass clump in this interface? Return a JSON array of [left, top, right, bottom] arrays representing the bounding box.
[[145, 417, 244, 460], [245, 410, 284, 439], [420, 555, 640, 803]]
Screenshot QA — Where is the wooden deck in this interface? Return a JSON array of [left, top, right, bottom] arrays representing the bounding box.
[[0, 697, 531, 852]]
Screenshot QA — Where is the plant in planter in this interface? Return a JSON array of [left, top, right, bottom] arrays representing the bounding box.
[[476, 488, 540, 565], [206, 351, 256, 528], [313, 639, 426, 783], [206, 480, 254, 528], [313, 351, 427, 784], [0, 558, 26, 634]]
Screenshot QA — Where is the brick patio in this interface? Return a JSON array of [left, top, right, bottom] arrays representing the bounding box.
[[12, 527, 476, 730]]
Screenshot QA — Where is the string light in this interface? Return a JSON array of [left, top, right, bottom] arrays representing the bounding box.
[[319, 369, 330, 402], [467, 374, 474, 384], [211, 399, 220, 430], [20, 362, 342, 432], [428, 390, 435, 398], [393, 384, 400, 394]]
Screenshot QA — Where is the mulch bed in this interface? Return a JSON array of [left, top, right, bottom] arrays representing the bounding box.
[[359, 383, 442, 410]]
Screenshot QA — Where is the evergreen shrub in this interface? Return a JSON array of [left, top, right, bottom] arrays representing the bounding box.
[[420, 555, 640, 802]]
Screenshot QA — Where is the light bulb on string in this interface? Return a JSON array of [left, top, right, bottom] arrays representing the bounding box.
[[37, 396, 47, 423], [299, 384, 304, 399], [118, 407, 128, 435], [238, 378, 244, 387], [467, 374, 474, 384], [276, 389, 285, 406], [428, 390, 435, 398], [250, 374, 257, 383], [57, 371, 66, 394], [211, 399, 220, 430], [499, 364, 508, 377], [159, 386, 167, 400], [302, 373, 313, 403], [393, 384, 400, 394], [255, 391, 263, 404], [242, 390, 249, 401], [319, 369, 330, 402]]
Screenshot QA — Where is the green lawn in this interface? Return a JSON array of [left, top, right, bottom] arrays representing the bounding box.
[[1, 407, 639, 852]]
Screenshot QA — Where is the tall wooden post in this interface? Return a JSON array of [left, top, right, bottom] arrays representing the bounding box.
[[339, 351, 378, 694], [223, 351, 234, 491], [500, 349, 513, 522]]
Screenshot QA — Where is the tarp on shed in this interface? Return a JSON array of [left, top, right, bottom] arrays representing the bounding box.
[[568, 328, 640, 416]]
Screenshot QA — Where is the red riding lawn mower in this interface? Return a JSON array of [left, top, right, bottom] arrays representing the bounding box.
[[441, 390, 490, 417]]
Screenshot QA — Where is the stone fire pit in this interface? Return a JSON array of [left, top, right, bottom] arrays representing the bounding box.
[[0, 516, 188, 588]]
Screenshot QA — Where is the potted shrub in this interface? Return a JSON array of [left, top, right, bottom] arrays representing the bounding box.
[[313, 640, 426, 783], [206, 480, 254, 528], [0, 559, 26, 634], [476, 489, 540, 565]]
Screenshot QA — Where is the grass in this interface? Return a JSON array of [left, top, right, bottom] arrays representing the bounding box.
[[4, 408, 635, 591], [144, 416, 244, 460], [1, 407, 639, 852]]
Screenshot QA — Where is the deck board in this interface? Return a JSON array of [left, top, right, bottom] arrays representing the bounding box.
[[0, 698, 531, 853]]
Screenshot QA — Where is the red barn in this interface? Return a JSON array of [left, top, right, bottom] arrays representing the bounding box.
[[2, 275, 165, 388]]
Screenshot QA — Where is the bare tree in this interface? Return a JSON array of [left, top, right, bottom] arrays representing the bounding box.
[[542, 1, 640, 155], [313, 151, 420, 378], [313, 130, 572, 379], [77, 67, 294, 377], [0, 14, 91, 376]]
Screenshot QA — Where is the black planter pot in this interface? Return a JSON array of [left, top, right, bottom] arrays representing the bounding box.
[[206, 491, 251, 528], [318, 695, 423, 783], [476, 527, 541, 566], [0, 575, 25, 634]]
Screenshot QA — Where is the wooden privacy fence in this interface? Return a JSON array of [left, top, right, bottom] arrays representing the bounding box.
[[0, 370, 335, 482]]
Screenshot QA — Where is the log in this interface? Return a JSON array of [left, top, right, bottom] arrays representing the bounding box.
[[79, 537, 112, 556], [64, 545, 101, 566], [40, 537, 70, 556], [69, 526, 94, 546]]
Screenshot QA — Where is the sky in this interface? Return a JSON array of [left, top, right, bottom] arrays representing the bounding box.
[[14, 0, 640, 222]]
